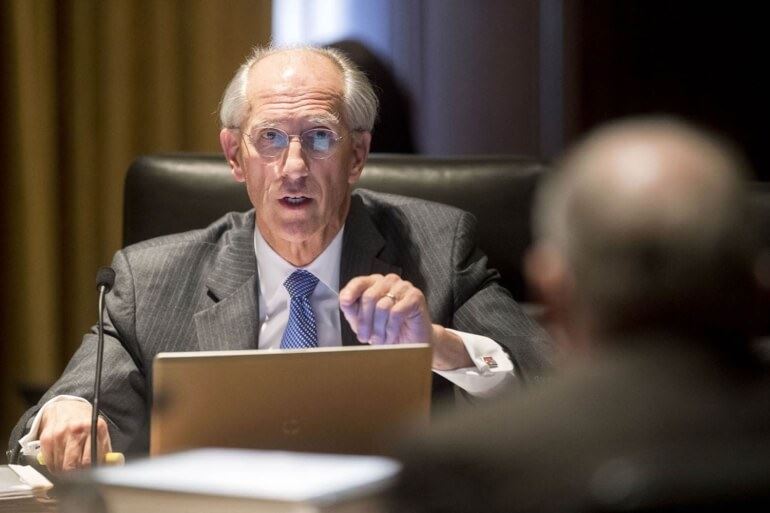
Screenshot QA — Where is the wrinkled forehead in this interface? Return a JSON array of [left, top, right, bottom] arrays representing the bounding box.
[[245, 50, 346, 126]]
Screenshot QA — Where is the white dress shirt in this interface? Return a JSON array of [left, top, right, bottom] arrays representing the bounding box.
[[254, 226, 514, 396], [256, 226, 345, 348]]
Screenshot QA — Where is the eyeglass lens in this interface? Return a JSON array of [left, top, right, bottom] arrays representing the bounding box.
[[254, 128, 339, 159]]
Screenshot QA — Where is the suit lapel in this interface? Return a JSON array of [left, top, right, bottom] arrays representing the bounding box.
[[194, 214, 261, 350], [193, 199, 402, 350], [339, 195, 401, 346]]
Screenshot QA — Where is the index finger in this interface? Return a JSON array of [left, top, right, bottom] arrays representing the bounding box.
[[39, 436, 55, 472], [339, 275, 381, 307], [100, 417, 113, 456]]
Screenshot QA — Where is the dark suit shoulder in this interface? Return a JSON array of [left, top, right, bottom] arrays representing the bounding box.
[[121, 210, 254, 257], [352, 188, 473, 233], [115, 210, 255, 284], [353, 188, 467, 216]]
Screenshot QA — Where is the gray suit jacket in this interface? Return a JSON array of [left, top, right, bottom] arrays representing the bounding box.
[[8, 190, 552, 460]]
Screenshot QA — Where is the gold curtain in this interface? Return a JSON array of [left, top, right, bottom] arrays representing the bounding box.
[[0, 0, 271, 453]]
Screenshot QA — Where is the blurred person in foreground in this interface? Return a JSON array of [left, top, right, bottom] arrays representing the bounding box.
[[7, 45, 552, 471], [388, 118, 770, 513]]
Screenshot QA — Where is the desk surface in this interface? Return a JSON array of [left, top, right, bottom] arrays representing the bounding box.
[[0, 496, 57, 512]]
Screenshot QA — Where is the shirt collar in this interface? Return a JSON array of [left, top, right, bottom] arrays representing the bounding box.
[[253, 226, 344, 302]]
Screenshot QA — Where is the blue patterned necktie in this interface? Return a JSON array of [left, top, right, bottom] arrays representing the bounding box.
[[280, 269, 320, 349]]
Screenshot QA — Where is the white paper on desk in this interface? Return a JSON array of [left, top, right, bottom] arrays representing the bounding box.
[[0, 464, 53, 500], [91, 448, 401, 504]]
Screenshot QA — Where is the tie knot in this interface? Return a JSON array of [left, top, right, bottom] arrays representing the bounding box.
[[283, 269, 319, 298]]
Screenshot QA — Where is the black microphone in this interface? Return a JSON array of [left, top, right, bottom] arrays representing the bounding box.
[[92, 266, 115, 467]]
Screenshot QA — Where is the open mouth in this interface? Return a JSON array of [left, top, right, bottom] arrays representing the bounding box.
[[280, 196, 312, 207]]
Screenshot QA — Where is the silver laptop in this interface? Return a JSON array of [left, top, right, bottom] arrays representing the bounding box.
[[150, 344, 432, 456]]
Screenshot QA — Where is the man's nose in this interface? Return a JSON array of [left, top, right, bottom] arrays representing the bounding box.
[[281, 137, 310, 179]]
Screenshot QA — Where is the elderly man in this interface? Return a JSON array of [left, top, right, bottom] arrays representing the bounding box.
[[389, 118, 770, 512], [7, 46, 551, 471]]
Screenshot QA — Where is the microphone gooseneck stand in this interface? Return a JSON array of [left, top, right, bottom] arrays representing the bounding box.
[[92, 267, 115, 467]]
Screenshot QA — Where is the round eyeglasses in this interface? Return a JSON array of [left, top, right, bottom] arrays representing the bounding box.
[[245, 127, 345, 160]]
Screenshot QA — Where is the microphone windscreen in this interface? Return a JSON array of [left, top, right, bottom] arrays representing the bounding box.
[[96, 266, 116, 292]]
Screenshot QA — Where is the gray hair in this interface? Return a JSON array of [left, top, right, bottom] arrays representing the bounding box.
[[219, 45, 378, 131], [533, 117, 757, 337]]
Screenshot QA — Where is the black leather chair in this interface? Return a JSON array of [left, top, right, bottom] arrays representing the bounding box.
[[124, 153, 549, 301], [122, 153, 770, 307]]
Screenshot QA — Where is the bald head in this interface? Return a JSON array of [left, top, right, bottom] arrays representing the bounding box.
[[248, 49, 345, 99], [531, 118, 757, 341], [219, 45, 378, 133]]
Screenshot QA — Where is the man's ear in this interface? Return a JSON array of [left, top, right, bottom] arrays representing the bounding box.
[[524, 243, 572, 322], [347, 131, 371, 185], [526, 243, 590, 357], [220, 128, 245, 182]]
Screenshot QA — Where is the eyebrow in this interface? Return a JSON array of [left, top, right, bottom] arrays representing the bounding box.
[[250, 114, 342, 131], [308, 114, 341, 126]]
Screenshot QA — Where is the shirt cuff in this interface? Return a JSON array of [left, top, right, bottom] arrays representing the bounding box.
[[432, 329, 515, 397], [18, 395, 90, 457]]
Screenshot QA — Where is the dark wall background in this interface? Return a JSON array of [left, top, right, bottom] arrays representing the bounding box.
[[566, 1, 769, 180]]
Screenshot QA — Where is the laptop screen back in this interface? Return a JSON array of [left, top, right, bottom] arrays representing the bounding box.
[[150, 344, 432, 456]]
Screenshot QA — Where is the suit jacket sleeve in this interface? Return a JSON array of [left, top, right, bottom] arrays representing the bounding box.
[[7, 249, 148, 461], [449, 211, 553, 383]]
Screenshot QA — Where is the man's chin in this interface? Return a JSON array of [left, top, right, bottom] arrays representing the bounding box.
[[274, 221, 325, 245], [259, 213, 343, 253]]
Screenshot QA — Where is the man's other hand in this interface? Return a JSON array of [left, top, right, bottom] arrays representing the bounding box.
[[339, 273, 473, 370], [38, 400, 112, 472]]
